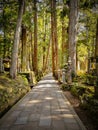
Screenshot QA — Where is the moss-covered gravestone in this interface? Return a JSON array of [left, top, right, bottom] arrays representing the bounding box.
[[0, 58, 4, 73]]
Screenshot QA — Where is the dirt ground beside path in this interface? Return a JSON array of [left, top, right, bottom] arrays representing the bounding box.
[[63, 91, 96, 130]]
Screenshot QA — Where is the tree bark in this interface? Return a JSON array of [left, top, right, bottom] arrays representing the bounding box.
[[51, 0, 55, 75], [43, 40, 51, 72], [21, 25, 27, 72], [33, 0, 38, 73], [3, 3, 6, 58], [42, 13, 47, 71], [68, 0, 78, 75], [10, 0, 25, 78], [95, 17, 98, 97], [54, 0, 58, 78], [43, 46, 46, 70], [61, 19, 67, 66], [51, 0, 58, 77]]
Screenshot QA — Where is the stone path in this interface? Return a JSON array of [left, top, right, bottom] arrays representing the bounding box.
[[0, 73, 87, 130]]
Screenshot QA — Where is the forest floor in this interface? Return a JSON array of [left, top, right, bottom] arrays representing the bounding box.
[[63, 90, 96, 130]]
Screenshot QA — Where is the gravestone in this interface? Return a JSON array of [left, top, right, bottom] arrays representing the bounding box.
[[0, 58, 4, 73]]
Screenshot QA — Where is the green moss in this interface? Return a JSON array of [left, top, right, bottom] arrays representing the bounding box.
[[0, 73, 30, 117]]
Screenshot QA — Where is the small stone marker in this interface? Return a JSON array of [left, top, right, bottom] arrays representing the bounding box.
[[0, 58, 4, 73]]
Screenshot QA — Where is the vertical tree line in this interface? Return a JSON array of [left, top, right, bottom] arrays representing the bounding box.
[[95, 17, 98, 97], [33, 0, 38, 73], [0, 0, 98, 97]]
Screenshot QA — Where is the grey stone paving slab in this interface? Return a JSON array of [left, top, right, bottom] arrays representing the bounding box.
[[52, 120, 66, 130], [39, 116, 51, 127], [29, 113, 40, 121], [0, 73, 87, 130], [63, 114, 77, 123], [65, 122, 80, 130], [0, 128, 9, 130], [9, 125, 24, 130], [14, 116, 28, 125], [0, 116, 16, 128]]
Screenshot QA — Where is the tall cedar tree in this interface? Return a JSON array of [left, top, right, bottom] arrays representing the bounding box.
[[33, 0, 38, 73], [21, 25, 27, 72], [51, 0, 58, 78], [95, 17, 98, 97], [10, 0, 25, 78], [68, 0, 78, 75]]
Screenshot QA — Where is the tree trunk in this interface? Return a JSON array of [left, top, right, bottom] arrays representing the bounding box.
[[87, 49, 91, 73], [95, 17, 98, 97], [54, 0, 58, 78], [68, 0, 78, 75], [51, 0, 58, 78], [3, 4, 6, 58], [30, 31, 33, 71], [33, 0, 38, 73], [31, 31, 34, 71], [43, 46, 46, 70], [21, 25, 27, 72], [10, 0, 25, 78], [61, 19, 67, 66], [42, 12, 47, 71], [43, 40, 51, 72], [51, 0, 55, 76]]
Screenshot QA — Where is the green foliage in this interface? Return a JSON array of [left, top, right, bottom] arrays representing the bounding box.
[[71, 75, 96, 118], [71, 83, 85, 97], [0, 1, 18, 58], [77, 44, 88, 62], [61, 83, 69, 90], [23, 11, 33, 30], [71, 82, 94, 98], [86, 74, 96, 85], [71, 83, 98, 127], [77, 71, 96, 85], [0, 0, 97, 80], [60, 6, 69, 19], [80, 0, 98, 9], [77, 8, 97, 68], [80, 93, 98, 128]]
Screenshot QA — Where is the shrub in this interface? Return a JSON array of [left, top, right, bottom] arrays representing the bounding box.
[[80, 94, 98, 127], [86, 74, 96, 85], [71, 83, 86, 97], [61, 83, 69, 90], [71, 82, 94, 98]]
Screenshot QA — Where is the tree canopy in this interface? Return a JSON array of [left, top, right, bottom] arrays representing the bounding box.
[[0, 0, 98, 80]]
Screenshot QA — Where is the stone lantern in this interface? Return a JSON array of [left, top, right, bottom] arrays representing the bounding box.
[[62, 68, 66, 84]]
